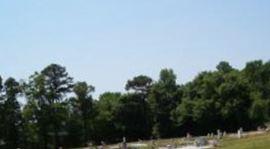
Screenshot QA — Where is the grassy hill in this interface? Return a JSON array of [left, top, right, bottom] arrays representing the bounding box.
[[219, 133, 270, 149], [78, 132, 270, 149]]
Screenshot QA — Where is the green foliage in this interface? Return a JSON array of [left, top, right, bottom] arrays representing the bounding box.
[[216, 61, 234, 73], [1, 60, 270, 148], [149, 69, 181, 138], [23, 64, 73, 149], [114, 93, 152, 140], [93, 92, 121, 142], [125, 75, 153, 94], [67, 81, 95, 147], [249, 94, 270, 126], [1, 78, 23, 149]]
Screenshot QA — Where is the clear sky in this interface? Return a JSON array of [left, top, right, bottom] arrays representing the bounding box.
[[1, 0, 270, 98]]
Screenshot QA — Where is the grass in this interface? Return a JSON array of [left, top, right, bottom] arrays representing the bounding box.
[[132, 132, 270, 149], [77, 132, 270, 149], [105, 137, 196, 149], [219, 133, 270, 149], [108, 137, 189, 149]]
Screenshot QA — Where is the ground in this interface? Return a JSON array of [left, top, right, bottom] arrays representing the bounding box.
[[219, 133, 270, 149], [141, 132, 270, 149], [78, 131, 270, 149]]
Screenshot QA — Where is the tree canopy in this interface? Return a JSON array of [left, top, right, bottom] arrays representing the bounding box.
[[1, 60, 270, 148]]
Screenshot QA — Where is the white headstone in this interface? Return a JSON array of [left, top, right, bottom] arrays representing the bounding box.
[[217, 129, 222, 139], [237, 128, 243, 138], [122, 137, 127, 149]]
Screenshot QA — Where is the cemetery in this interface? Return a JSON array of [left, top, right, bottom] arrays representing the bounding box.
[[1, 1, 270, 149], [76, 128, 270, 149], [1, 61, 270, 149]]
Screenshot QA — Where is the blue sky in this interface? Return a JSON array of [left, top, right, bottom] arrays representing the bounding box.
[[1, 0, 270, 97]]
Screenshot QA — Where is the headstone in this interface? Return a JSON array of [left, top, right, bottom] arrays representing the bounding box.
[[217, 129, 222, 139], [195, 137, 208, 147], [87, 142, 93, 147], [166, 145, 172, 149], [210, 133, 214, 138], [122, 137, 127, 149], [101, 141, 106, 146], [186, 133, 192, 139], [237, 128, 243, 138]]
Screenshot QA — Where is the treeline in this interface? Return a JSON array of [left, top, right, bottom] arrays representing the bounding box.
[[1, 60, 270, 149]]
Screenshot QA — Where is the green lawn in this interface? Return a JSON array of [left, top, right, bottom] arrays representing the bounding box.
[[82, 133, 270, 149], [219, 133, 270, 149]]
